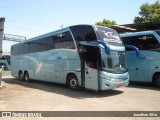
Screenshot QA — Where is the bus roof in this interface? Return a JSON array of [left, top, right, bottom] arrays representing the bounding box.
[[12, 24, 116, 47], [11, 24, 95, 47], [120, 30, 158, 38], [12, 27, 69, 47]]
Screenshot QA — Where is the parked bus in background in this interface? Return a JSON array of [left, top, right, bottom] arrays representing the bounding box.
[[120, 30, 160, 86], [0, 55, 10, 70], [11, 25, 129, 91]]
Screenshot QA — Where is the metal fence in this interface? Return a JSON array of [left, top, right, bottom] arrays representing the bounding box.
[[3, 33, 26, 42]]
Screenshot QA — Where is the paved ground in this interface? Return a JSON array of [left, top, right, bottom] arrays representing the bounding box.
[[0, 71, 160, 120]]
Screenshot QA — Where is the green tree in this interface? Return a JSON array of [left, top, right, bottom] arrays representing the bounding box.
[[134, 0, 160, 23], [95, 19, 117, 27]]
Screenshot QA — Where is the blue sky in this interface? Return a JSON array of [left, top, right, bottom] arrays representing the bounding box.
[[0, 0, 155, 52]]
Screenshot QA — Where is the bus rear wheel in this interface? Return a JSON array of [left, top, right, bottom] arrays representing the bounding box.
[[19, 71, 24, 81], [67, 74, 81, 90], [24, 72, 30, 82], [153, 74, 160, 87], [4, 67, 8, 71]]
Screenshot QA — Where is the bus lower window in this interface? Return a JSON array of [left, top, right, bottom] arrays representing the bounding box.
[[84, 53, 98, 69]]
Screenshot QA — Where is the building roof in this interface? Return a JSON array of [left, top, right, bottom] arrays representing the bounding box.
[[109, 22, 160, 33]]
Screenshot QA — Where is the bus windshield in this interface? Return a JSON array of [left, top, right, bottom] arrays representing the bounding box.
[[101, 50, 127, 74], [95, 26, 123, 46], [155, 30, 160, 36]]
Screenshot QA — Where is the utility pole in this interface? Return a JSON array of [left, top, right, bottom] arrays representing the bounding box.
[[0, 17, 5, 88]]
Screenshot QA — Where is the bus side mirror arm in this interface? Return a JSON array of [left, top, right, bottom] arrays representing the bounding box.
[[98, 41, 110, 55], [79, 40, 110, 55], [125, 45, 142, 58]]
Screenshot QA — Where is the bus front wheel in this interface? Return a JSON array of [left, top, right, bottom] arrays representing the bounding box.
[[153, 74, 160, 87], [67, 74, 81, 90]]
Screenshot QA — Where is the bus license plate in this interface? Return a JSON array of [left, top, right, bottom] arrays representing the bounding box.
[[117, 85, 122, 88]]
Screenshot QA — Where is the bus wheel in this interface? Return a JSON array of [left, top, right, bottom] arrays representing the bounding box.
[[24, 72, 30, 82], [67, 74, 80, 90], [153, 74, 160, 87], [19, 72, 24, 81]]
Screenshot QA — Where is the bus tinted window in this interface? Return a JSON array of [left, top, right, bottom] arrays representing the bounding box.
[[70, 25, 97, 44], [53, 31, 75, 49], [28, 36, 54, 53], [12, 31, 75, 55], [14, 44, 26, 55], [122, 35, 160, 51], [155, 31, 160, 36]]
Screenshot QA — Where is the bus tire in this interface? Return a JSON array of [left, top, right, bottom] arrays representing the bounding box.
[[67, 74, 81, 90], [4, 67, 8, 71], [19, 71, 24, 81], [24, 71, 30, 82], [153, 73, 160, 87]]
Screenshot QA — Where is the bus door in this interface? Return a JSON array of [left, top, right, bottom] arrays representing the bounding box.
[[84, 51, 99, 91]]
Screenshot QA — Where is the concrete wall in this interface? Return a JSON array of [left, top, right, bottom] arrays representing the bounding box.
[[0, 17, 5, 88], [0, 18, 5, 56]]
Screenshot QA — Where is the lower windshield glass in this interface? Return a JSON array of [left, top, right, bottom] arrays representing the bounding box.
[[102, 50, 127, 74]]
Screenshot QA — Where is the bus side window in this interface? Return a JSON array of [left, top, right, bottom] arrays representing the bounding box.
[[122, 34, 160, 51], [69, 25, 97, 46], [143, 35, 160, 50], [53, 31, 75, 49]]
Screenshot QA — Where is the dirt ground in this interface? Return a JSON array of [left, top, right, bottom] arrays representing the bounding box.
[[0, 71, 160, 120]]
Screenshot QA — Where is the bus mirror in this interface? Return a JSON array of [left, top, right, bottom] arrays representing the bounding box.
[[125, 45, 146, 59], [98, 44, 104, 49], [98, 41, 110, 55], [79, 40, 110, 55], [125, 45, 140, 58]]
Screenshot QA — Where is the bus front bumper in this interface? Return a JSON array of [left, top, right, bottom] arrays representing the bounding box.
[[98, 73, 129, 90]]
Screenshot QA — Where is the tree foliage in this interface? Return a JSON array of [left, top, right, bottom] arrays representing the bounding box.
[[134, 0, 160, 23], [95, 19, 117, 27]]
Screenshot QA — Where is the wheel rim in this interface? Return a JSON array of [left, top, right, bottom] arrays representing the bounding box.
[[70, 79, 77, 88], [20, 73, 23, 80]]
